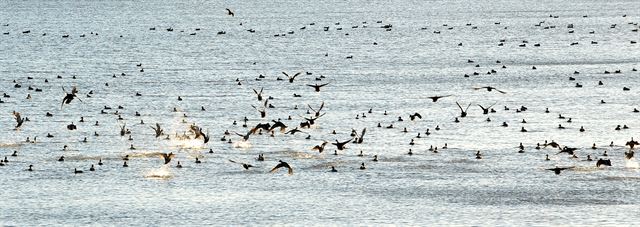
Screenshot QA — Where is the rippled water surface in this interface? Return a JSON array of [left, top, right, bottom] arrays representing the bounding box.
[[1, 0, 640, 225]]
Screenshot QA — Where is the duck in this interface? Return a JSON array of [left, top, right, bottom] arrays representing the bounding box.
[[359, 163, 366, 170]]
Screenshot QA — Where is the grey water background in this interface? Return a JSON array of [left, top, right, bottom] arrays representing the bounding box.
[[0, 0, 639, 225]]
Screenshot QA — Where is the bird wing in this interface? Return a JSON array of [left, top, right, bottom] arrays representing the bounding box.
[[270, 163, 285, 173], [282, 72, 289, 77]]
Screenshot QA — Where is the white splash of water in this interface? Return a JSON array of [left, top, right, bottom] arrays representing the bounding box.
[[233, 140, 252, 149], [144, 165, 174, 179]]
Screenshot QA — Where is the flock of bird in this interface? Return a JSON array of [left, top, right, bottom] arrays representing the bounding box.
[[1, 7, 639, 178]]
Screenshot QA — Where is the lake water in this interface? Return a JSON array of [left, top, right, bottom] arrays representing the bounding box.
[[1, 0, 639, 225]]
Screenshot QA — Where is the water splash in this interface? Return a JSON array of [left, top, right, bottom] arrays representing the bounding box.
[[624, 158, 639, 169], [144, 165, 173, 179], [233, 140, 252, 149]]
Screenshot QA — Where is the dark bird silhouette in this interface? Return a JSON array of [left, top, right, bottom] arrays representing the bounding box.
[[626, 138, 639, 149], [307, 83, 330, 92], [596, 159, 611, 167], [160, 152, 175, 164], [478, 103, 497, 114], [235, 130, 253, 141], [332, 138, 353, 150], [61, 86, 82, 108], [150, 123, 163, 138], [546, 166, 574, 175], [354, 128, 366, 144], [13, 111, 25, 129], [473, 86, 506, 94], [282, 71, 301, 83], [557, 146, 578, 155], [269, 120, 287, 133], [285, 127, 305, 135], [409, 113, 422, 121], [225, 8, 234, 17], [270, 160, 293, 175], [74, 168, 83, 174], [253, 88, 264, 101], [312, 141, 329, 153], [229, 159, 254, 170], [250, 122, 271, 134], [427, 95, 451, 102], [251, 105, 266, 118], [456, 101, 472, 117], [308, 101, 325, 117]]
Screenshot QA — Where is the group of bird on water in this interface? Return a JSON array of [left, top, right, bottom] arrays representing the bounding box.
[[1, 8, 639, 177]]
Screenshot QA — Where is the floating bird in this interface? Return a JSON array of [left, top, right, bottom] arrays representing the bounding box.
[[270, 160, 293, 174], [596, 159, 611, 167]]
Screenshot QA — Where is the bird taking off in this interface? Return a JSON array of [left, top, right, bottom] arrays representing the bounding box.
[[270, 160, 293, 175]]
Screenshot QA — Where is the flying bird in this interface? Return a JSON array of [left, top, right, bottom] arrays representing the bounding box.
[[311, 141, 329, 153], [546, 166, 574, 175], [354, 128, 366, 144], [332, 138, 353, 150], [456, 101, 472, 118], [409, 112, 422, 121], [307, 83, 330, 92], [308, 101, 325, 117], [427, 95, 451, 102], [13, 111, 25, 129], [160, 152, 175, 164], [473, 86, 506, 94], [252, 88, 264, 101], [229, 159, 254, 170], [282, 72, 301, 83], [61, 86, 82, 108], [225, 8, 234, 17], [270, 160, 293, 175], [150, 123, 163, 138]]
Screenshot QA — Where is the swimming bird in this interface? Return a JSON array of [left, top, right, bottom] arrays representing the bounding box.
[[330, 166, 338, 172], [123, 161, 128, 167], [307, 83, 330, 92], [475, 151, 482, 159], [359, 163, 366, 170], [89, 165, 95, 171], [546, 166, 574, 175], [195, 157, 202, 163], [74, 168, 83, 174], [229, 159, 254, 170], [28, 165, 33, 171], [473, 86, 506, 94], [282, 72, 301, 83], [270, 160, 293, 175]]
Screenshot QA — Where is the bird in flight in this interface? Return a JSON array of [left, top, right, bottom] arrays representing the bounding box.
[[160, 152, 175, 164], [473, 86, 506, 94], [282, 72, 301, 83], [456, 101, 472, 118], [150, 123, 163, 138], [270, 160, 293, 175], [308, 101, 325, 117], [312, 141, 329, 153], [427, 95, 451, 102], [61, 86, 82, 108], [252, 88, 264, 101], [307, 83, 330, 92], [225, 8, 234, 17], [354, 128, 366, 144], [13, 111, 25, 129], [332, 138, 353, 150], [546, 166, 574, 175], [229, 159, 254, 170], [409, 112, 422, 121]]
